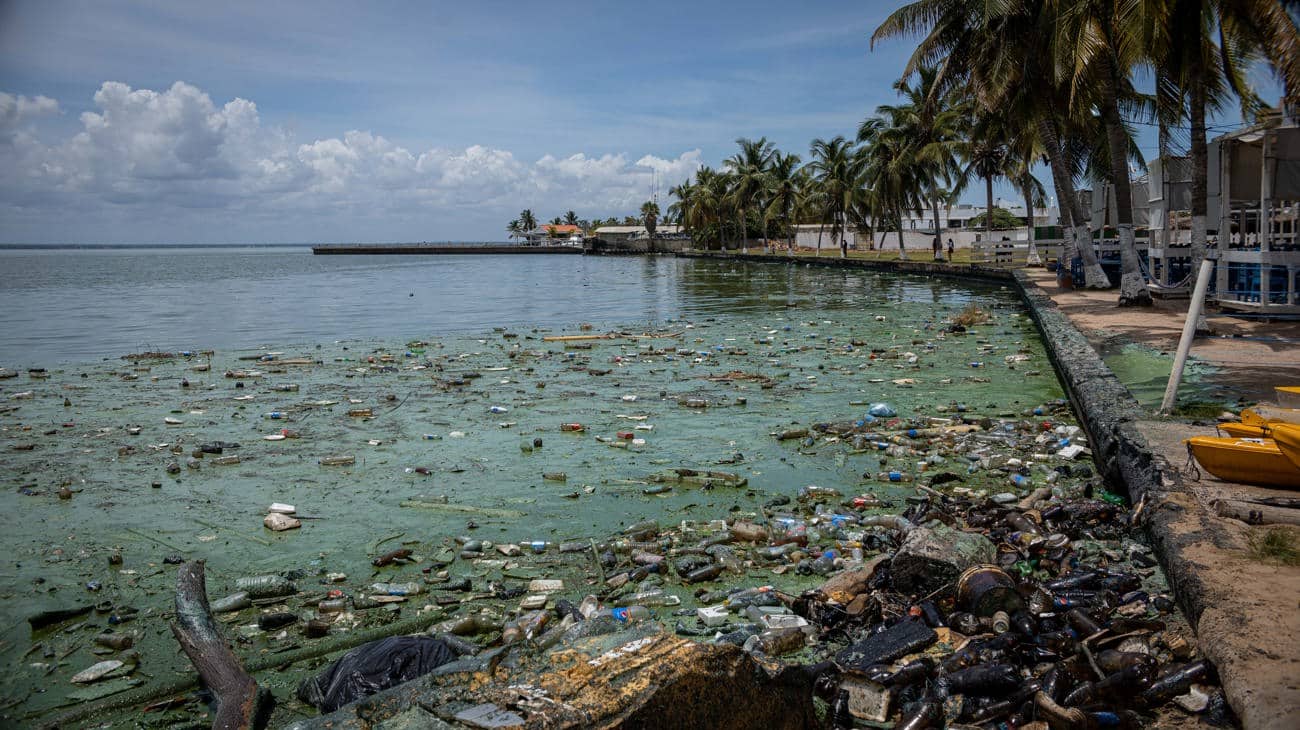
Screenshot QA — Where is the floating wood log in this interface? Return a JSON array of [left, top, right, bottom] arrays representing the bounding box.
[[170, 560, 270, 730]]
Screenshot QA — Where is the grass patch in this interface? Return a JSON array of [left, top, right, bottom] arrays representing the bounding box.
[[1248, 527, 1300, 566], [1171, 400, 1229, 419]]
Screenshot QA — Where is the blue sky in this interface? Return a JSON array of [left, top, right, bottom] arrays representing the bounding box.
[[0, 1, 1283, 244]]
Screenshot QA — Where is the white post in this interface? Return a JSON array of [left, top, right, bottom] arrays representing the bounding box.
[[1160, 254, 1217, 414]]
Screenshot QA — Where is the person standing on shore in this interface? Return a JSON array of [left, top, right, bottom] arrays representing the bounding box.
[[947, 238, 954, 259]]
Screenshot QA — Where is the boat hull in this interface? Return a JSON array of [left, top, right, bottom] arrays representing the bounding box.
[[1218, 422, 1269, 439], [1185, 436, 1300, 489], [1272, 424, 1300, 471]]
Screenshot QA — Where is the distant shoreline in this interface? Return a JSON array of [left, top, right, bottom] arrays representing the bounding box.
[[0, 241, 509, 250]]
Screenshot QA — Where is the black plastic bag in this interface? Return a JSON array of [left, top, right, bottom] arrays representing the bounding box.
[[296, 636, 457, 712]]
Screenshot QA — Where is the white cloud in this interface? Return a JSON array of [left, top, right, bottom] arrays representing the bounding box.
[[0, 81, 704, 241]]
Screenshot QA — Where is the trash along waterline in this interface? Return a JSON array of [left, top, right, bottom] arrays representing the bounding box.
[[0, 277, 1214, 727]]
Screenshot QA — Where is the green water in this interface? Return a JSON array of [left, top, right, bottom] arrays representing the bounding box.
[[1101, 342, 1221, 409], [0, 269, 1073, 724]]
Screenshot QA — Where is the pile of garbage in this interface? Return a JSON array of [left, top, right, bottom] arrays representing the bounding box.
[[276, 472, 1225, 728]]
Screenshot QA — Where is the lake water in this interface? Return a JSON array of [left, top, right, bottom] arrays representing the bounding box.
[[0, 249, 1082, 723], [0, 247, 972, 364]]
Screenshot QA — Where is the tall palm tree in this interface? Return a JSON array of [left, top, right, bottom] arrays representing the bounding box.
[[877, 67, 965, 256], [506, 219, 522, 244], [765, 151, 803, 256], [1052, 0, 1154, 306], [955, 112, 1011, 246], [563, 210, 579, 226], [859, 117, 919, 259], [724, 138, 775, 253], [808, 136, 865, 258]]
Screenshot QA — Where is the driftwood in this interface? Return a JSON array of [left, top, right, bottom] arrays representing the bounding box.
[[170, 560, 270, 730], [1213, 499, 1300, 527]]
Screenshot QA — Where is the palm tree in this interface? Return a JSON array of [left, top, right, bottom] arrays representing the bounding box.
[[1139, 0, 1294, 297], [764, 151, 803, 256], [1052, 0, 1154, 306], [641, 200, 660, 253], [725, 137, 775, 253], [563, 210, 579, 226], [955, 112, 1011, 247], [506, 219, 522, 244], [519, 209, 537, 236], [859, 117, 918, 259], [872, 0, 1111, 286], [874, 67, 965, 258], [808, 136, 865, 258]]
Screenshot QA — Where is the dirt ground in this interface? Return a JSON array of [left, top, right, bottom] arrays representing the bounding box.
[[1025, 269, 1300, 730]]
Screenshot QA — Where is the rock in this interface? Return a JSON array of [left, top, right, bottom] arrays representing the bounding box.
[[264, 513, 302, 531], [890, 524, 995, 594]]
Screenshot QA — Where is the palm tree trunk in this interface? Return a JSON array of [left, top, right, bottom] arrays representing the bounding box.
[[739, 207, 747, 253], [762, 215, 770, 255], [896, 206, 906, 259], [1023, 181, 1041, 266], [816, 219, 824, 257], [1037, 116, 1108, 287], [1189, 58, 1211, 330], [985, 174, 994, 244], [1100, 67, 1152, 307], [932, 199, 944, 261]]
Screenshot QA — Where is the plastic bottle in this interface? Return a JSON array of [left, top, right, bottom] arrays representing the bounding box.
[[210, 592, 252, 612], [520, 540, 553, 553], [811, 550, 838, 575], [370, 582, 423, 596], [235, 575, 297, 599], [877, 471, 913, 482], [609, 605, 651, 622], [264, 411, 286, 419], [1139, 660, 1211, 707]]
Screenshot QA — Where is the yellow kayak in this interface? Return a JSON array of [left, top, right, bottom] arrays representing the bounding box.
[[1276, 386, 1300, 409], [1184, 436, 1300, 489], [1273, 424, 1300, 471], [1218, 422, 1270, 439], [1240, 406, 1300, 426]]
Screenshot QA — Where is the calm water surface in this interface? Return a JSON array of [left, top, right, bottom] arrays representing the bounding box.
[[0, 248, 968, 364]]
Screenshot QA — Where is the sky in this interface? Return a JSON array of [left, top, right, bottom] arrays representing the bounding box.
[[0, 1, 1285, 244]]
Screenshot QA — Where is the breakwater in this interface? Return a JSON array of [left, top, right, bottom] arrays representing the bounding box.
[[312, 244, 581, 255]]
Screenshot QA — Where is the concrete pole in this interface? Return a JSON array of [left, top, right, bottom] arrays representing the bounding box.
[[1160, 254, 1218, 415]]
